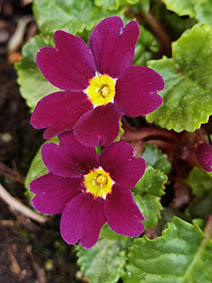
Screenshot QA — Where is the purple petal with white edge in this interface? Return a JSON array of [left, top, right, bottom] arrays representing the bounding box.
[[30, 173, 81, 214], [89, 16, 140, 78], [60, 193, 106, 248], [115, 66, 164, 117], [41, 132, 99, 178], [73, 103, 123, 147], [30, 91, 93, 139], [36, 30, 96, 92], [100, 141, 145, 188], [104, 184, 145, 237], [195, 143, 212, 172]]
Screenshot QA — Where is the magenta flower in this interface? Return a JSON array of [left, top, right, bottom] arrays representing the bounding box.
[[30, 132, 146, 248], [195, 143, 212, 172], [31, 16, 164, 147]]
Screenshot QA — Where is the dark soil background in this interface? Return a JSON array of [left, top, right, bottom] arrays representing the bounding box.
[[0, 1, 83, 282]]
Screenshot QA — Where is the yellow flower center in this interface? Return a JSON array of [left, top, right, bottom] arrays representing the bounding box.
[[83, 167, 113, 199], [85, 74, 116, 106]]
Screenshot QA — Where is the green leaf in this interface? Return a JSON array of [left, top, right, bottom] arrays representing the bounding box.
[[162, 0, 199, 17], [134, 166, 167, 196], [134, 194, 162, 229], [142, 144, 171, 174], [187, 167, 212, 198], [94, 0, 139, 11], [33, 0, 125, 35], [163, 0, 212, 27], [25, 137, 58, 200], [100, 223, 131, 241], [133, 166, 167, 229], [124, 216, 212, 283], [195, 0, 212, 25], [115, 121, 124, 142], [186, 167, 212, 219], [187, 191, 212, 220], [147, 24, 212, 132], [77, 236, 131, 283], [16, 34, 59, 110], [133, 26, 159, 66]]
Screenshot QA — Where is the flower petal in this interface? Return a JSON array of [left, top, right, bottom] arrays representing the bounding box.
[[60, 193, 106, 248], [41, 132, 99, 178], [30, 173, 81, 214], [100, 141, 145, 188], [89, 16, 139, 78], [36, 30, 96, 91], [30, 91, 93, 139], [195, 143, 212, 172], [104, 184, 145, 237], [73, 103, 123, 147], [115, 66, 164, 117]]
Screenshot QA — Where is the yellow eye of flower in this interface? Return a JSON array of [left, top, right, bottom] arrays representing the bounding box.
[[83, 167, 113, 199], [85, 74, 116, 106]]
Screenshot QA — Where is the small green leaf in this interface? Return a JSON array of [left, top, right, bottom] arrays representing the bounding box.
[[77, 236, 131, 283], [134, 194, 162, 229], [147, 24, 212, 132], [133, 166, 167, 229], [187, 191, 212, 220], [124, 217, 212, 283], [186, 167, 212, 220], [115, 121, 124, 142], [134, 166, 167, 196], [142, 144, 171, 174], [33, 0, 125, 35], [187, 167, 212, 198], [162, 0, 199, 17], [25, 137, 58, 200], [16, 34, 59, 110], [133, 26, 159, 66], [100, 223, 131, 241]]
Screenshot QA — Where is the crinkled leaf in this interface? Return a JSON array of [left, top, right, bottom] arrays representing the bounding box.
[[25, 137, 58, 200], [100, 223, 131, 241], [94, 0, 139, 11], [33, 0, 124, 35], [147, 24, 212, 132], [142, 144, 171, 174], [124, 216, 212, 283], [163, 0, 212, 27], [162, 0, 199, 17], [133, 166, 167, 229], [15, 34, 59, 110], [134, 194, 162, 230], [134, 165, 167, 196], [77, 236, 131, 283], [133, 26, 159, 66], [195, 0, 212, 25]]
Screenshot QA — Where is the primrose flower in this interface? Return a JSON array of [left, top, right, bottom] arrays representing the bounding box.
[[30, 132, 146, 249], [195, 143, 212, 172], [31, 16, 164, 147]]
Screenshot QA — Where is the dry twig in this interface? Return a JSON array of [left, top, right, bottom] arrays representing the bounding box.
[[0, 183, 47, 224]]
